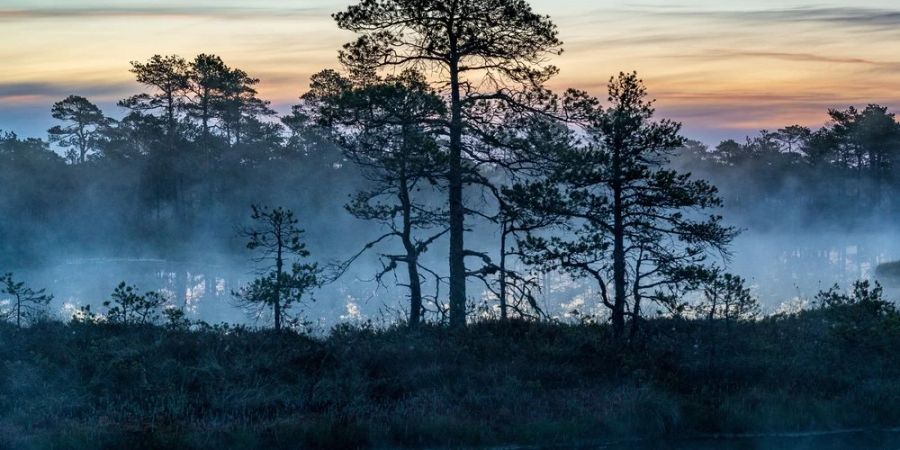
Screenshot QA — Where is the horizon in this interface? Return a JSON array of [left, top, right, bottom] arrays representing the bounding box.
[[2, 0, 900, 145]]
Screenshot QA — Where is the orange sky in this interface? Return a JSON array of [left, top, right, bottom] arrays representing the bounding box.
[[2, 1, 899, 143]]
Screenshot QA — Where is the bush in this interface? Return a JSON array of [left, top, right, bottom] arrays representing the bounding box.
[[1, 311, 899, 449]]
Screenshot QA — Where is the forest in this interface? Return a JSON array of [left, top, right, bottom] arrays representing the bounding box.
[[3, 0, 900, 448]]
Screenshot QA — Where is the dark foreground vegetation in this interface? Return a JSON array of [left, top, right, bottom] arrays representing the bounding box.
[[2, 292, 900, 450], [4, 0, 900, 448]]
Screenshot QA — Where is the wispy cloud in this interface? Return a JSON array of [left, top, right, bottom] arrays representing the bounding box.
[[0, 6, 327, 21], [2, 1, 899, 143], [667, 50, 889, 66], [0, 81, 133, 102], [653, 6, 900, 30]]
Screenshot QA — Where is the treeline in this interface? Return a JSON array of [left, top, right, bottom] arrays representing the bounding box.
[[677, 105, 900, 229], [3, 0, 900, 335], [0, 53, 358, 265]]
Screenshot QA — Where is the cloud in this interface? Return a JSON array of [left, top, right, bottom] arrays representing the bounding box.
[[0, 6, 327, 21], [564, 33, 723, 52], [0, 81, 133, 102], [656, 6, 900, 30], [669, 50, 882, 66], [562, 5, 900, 38]]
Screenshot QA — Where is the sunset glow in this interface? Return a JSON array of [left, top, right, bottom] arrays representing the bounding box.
[[2, 0, 899, 142]]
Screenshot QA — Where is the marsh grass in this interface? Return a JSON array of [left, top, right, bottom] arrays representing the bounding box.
[[1, 303, 899, 449]]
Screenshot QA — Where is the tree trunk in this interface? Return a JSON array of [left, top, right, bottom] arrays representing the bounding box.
[[612, 182, 626, 339], [873, 148, 883, 207], [447, 52, 467, 329], [274, 231, 283, 332], [399, 170, 423, 328], [706, 289, 719, 374], [407, 257, 423, 328], [499, 221, 509, 321], [630, 292, 641, 339]]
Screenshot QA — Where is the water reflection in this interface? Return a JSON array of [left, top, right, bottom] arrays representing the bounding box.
[[9, 231, 900, 324], [729, 232, 900, 310]]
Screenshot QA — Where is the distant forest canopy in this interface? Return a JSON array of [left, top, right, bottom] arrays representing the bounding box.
[[674, 106, 900, 230], [2, 55, 897, 265], [0, 54, 361, 266], [2, 0, 900, 332]]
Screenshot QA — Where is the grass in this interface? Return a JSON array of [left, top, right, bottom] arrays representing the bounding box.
[[1, 303, 900, 449]]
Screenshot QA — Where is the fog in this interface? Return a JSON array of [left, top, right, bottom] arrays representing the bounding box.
[[2, 85, 899, 330], [5, 171, 899, 327]]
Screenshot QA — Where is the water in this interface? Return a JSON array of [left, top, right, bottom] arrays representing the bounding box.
[[9, 253, 397, 327], [15, 256, 249, 324], [729, 231, 900, 311], [9, 231, 900, 325]]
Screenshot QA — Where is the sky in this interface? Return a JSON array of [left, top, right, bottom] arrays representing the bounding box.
[[2, 0, 900, 144]]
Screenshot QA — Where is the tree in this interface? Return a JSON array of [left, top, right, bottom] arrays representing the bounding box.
[[693, 270, 758, 378], [103, 282, 166, 325], [814, 280, 896, 334], [491, 197, 553, 321], [234, 205, 321, 331], [815, 279, 892, 313], [217, 68, 274, 146], [0, 273, 53, 328], [119, 55, 192, 218], [187, 54, 230, 142], [509, 73, 736, 338], [0, 133, 68, 266], [827, 105, 900, 203], [774, 125, 811, 154], [711, 139, 744, 166], [855, 105, 899, 202], [47, 95, 109, 164], [119, 55, 191, 146], [304, 69, 448, 328], [803, 127, 841, 167], [187, 54, 231, 204], [697, 270, 759, 325], [335, 0, 563, 328], [486, 115, 580, 321]]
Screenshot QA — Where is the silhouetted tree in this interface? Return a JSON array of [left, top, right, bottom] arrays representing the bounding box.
[[488, 115, 581, 321], [234, 205, 321, 331], [304, 69, 448, 328], [813, 280, 896, 336], [187, 53, 231, 207], [103, 282, 166, 325], [510, 73, 735, 338], [120, 55, 191, 145], [856, 105, 900, 202], [815, 279, 891, 312], [0, 273, 53, 328], [804, 127, 841, 167], [162, 306, 191, 330], [218, 68, 274, 146], [692, 269, 758, 378], [119, 55, 192, 217], [697, 270, 759, 324], [187, 54, 230, 142], [0, 133, 68, 265], [47, 95, 109, 164], [774, 125, 811, 154], [335, 0, 563, 328], [490, 201, 550, 321]]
